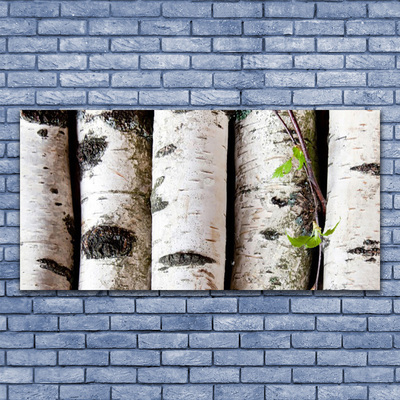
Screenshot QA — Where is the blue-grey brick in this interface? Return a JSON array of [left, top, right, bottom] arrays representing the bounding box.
[[265, 37, 314, 53], [214, 72, 264, 89], [60, 315, 109, 331], [343, 299, 391, 314], [190, 367, 239, 383], [370, 38, 400, 52], [85, 298, 135, 313], [0, 333, 33, 348], [136, 298, 185, 313], [9, 37, 57, 53], [189, 332, 238, 348], [369, 350, 400, 365], [0, 55, 35, 70], [89, 19, 138, 35], [371, 386, 400, 400], [139, 333, 187, 349], [265, 385, 315, 400], [162, 350, 211, 366], [370, 2, 400, 18], [265, 2, 314, 18], [395, 265, 400, 279], [0, 298, 31, 314], [138, 367, 187, 383], [34, 298, 83, 314], [60, 38, 108, 53], [35, 367, 84, 383], [187, 298, 237, 313], [265, 315, 314, 331], [191, 90, 239, 106], [9, 385, 58, 400], [295, 20, 344, 36], [0, 194, 19, 210], [318, 71, 365, 87], [5, 176, 19, 191], [345, 367, 393, 383], [8, 72, 57, 88], [59, 350, 109, 366], [242, 367, 291, 383], [239, 297, 289, 313], [215, 384, 264, 400], [265, 72, 315, 87], [112, 71, 160, 88], [162, 315, 211, 331], [214, 350, 263, 366], [0, 38, 4, 53], [60, 72, 109, 87], [347, 20, 395, 36], [86, 367, 136, 383], [294, 89, 342, 105], [370, 71, 400, 87], [343, 333, 392, 349], [193, 20, 241, 36], [265, 350, 315, 365], [292, 332, 341, 349], [11, 2, 59, 17], [6, 143, 19, 158], [292, 298, 340, 314], [214, 2, 262, 17], [7, 349, 56, 366], [38, 54, 86, 70], [0, 367, 32, 383], [296, 55, 344, 70], [163, 71, 211, 88], [382, 159, 394, 175], [214, 315, 263, 331], [112, 385, 161, 400], [318, 350, 366, 366], [90, 54, 138, 70], [346, 55, 395, 69], [89, 90, 138, 105], [381, 229, 392, 244], [110, 350, 159, 366], [214, 38, 262, 53], [318, 38, 366, 53], [317, 316, 366, 331], [112, 2, 160, 17], [38, 19, 86, 35], [62, 2, 109, 17], [0, 263, 19, 279], [60, 384, 110, 400], [345, 89, 393, 105], [241, 332, 290, 349], [9, 315, 57, 331], [0, 2, 6, 17], [369, 316, 400, 331], [318, 3, 366, 18], [162, 38, 210, 53], [244, 21, 292, 35], [395, 300, 400, 312], [193, 54, 241, 70], [0, 19, 36, 35], [141, 20, 190, 35], [140, 90, 189, 105], [37, 90, 86, 105], [164, 385, 212, 400], [111, 315, 160, 331], [318, 385, 367, 400], [87, 332, 137, 349], [141, 54, 189, 69], [293, 367, 342, 383], [380, 245, 400, 262], [163, 2, 210, 17], [0, 316, 5, 330], [243, 89, 291, 105], [111, 38, 160, 53]]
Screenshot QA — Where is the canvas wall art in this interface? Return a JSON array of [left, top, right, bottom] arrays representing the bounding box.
[[20, 110, 380, 291]]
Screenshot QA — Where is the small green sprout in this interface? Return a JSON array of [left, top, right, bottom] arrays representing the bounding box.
[[272, 147, 306, 178]]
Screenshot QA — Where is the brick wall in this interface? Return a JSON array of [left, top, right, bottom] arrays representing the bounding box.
[[1, 1, 399, 398]]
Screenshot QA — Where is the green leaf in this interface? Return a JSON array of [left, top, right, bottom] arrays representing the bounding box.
[[272, 158, 293, 179], [305, 233, 322, 248], [321, 219, 341, 237], [286, 234, 312, 247], [292, 147, 306, 170]]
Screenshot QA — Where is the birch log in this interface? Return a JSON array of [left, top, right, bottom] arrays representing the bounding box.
[[151, 110, 228, 290], [77, 110, 152, 290], [231, 110, 317, 290], [323, 110, 380, 290], [20, 111, 75, 290]]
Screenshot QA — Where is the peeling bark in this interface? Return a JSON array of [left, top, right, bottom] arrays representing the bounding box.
[[151, 110, 228, 290], [20, 111, 75, 290], [231, 110, 317, 290], [77, 110, 152, 290], [323, 110, 380, 290]]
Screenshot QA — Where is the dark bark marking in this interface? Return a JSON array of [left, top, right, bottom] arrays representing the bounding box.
[[364, 239, 379, 246], [271, 196, 288, 208], [37, 258, 72, 284], [159, 252, 216, 267], [348, 247, 380, 257], [50, 188, 58, 194], [81, 225, 136, 259], [21, 110, 69, 128], [77, 134, 108, 171], [155, 143, 177, 158], [350, 163, 380, 176], [151, 176, 168, 213], [100, 110, 153, 141], [63, 214, 75, 239], [37, 129, 48, 138], [55, 202, 62, 206], [260, 229, 281, 241]]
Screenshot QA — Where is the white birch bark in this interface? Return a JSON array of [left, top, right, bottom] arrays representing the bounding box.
[[323, 110, 380, 290], [231, 110, 317, 290], [151, 110, 228, 290], [20, 111, 75, 290], [77, 110, 152, 290]]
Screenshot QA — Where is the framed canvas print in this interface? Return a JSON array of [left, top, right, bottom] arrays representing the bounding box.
[[20, 110, 380, 291]]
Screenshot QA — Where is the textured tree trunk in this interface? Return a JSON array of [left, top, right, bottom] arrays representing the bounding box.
[[323, 110, 380, 290], [77, 110, 152, 290], [20, 111, 75, 290], [231, 110, 317, 290], [151, 110, 228, 290]]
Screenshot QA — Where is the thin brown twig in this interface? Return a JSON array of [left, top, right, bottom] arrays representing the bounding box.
[[273, 110, 297, 146]]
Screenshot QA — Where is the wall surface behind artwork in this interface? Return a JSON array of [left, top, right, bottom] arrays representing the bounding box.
[[0, 1, 400, 399]]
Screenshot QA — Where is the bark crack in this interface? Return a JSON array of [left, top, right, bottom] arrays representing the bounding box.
[[37, 258, 73, 284]]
